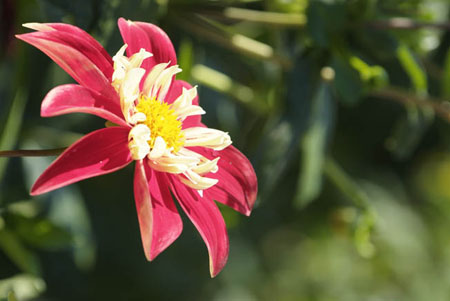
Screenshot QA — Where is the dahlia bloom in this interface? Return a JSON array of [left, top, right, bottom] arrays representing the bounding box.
[[17, 18, 257, 277]]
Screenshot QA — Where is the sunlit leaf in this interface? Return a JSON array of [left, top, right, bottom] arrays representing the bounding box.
[[0, 274, 46, 300], [396, 44, 427, 96]]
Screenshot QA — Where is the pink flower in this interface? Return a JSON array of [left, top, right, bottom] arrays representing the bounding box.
[[16, 18, 257, 277]]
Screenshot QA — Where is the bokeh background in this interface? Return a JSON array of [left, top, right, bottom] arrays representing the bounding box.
[[1, 0, 450, 300]]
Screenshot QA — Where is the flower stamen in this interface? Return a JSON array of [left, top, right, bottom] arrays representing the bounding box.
[[135, 95, 184, 153]]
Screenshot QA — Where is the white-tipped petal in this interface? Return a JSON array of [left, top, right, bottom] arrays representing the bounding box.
[[183, 127, 232, 150]]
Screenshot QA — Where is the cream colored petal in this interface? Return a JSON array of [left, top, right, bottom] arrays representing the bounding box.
[[147, 159, 189, 174], [149, 65, 182, 100], [191, 157, 220, 175], [113, 44, 128, 61], [128, 124, 151, 160], [171, 87, 205, 120], [120, 68, 145, 123], [129, 48, 153, 69], [148, 151, 200, 174], [22, 23, 54, 31], [128, 112, 147, 124], [148, 136, 167, 159], [176, 105, 205, 121], [142, 62, 170, 96], [179, 170, 219, 190], [183, 127, 232, 150]]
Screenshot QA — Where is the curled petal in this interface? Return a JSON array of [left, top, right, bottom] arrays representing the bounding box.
[[41, 84, 127, 127], [192, 146, 258, 216], [183, 127, 232, 150], [134, 160, 183, 261], [31, 127, 132, 195], [16, 32, 117, 100], [169, 176, 229, 277]]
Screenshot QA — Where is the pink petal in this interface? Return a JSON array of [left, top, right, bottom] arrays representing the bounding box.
[[169, 176, 229, 277], [118, 18, 177, 69], [192, 146, 258, 216], [42, 84, 127, 127], [31, 127, 132, 195], [16, 32, 117, 100], [25, 23, 114, 80], [35, 23, 113, 78], [134, 160, 183, 261], [165, 80, 201, 129]]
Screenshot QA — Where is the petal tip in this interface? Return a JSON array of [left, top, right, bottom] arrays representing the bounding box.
[[22, 23, 53, 32]]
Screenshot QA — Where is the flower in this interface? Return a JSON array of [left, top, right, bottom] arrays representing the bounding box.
[[16, 18, 257, 277]]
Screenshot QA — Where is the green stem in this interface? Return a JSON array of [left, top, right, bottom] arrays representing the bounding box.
[[323, 157, 370, 210], [0, 148, 66, 157]]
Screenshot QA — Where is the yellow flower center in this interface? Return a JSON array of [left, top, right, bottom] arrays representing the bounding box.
[[135, 95, 184, 152]]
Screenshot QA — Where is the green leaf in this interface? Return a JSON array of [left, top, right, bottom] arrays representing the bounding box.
[[307, 1, 346, 48], [12, 215, 72, 251], [349, 56, 388, 89], [7, 291, 17, 301], [332, 55, 363, 105], [386, 104, 433, 160], [396, 44, 427, 96], [442, 48, 450, 98], [0, 90, 27, 187], [295, 81, 334, 207], [176, 39, 194, 82], [0, 229, 41, 275], [49, 188, 96, 271]]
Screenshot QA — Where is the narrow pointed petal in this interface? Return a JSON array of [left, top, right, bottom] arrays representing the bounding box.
[[16, 32, 116, 99], [42, 84, 127, 127], [23, 23, 114, 79], [134, 160, 153, 261], [134, 161, 183, 261], [169, 176, 229, 277], [192, 146, 258, 216], [165, 80, 201, 128], [31, 127, 132, 195]]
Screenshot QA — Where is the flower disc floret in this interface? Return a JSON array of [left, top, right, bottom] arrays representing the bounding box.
[[136, 95, 184, 152]]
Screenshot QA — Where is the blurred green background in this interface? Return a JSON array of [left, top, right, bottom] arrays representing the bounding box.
[[1, 0, 450, 300]]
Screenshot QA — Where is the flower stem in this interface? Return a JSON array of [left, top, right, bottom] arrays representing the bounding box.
[[0, 148, 66, 157]]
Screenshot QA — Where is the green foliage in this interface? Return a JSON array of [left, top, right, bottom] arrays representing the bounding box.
[[1, 0, 450, 300]]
